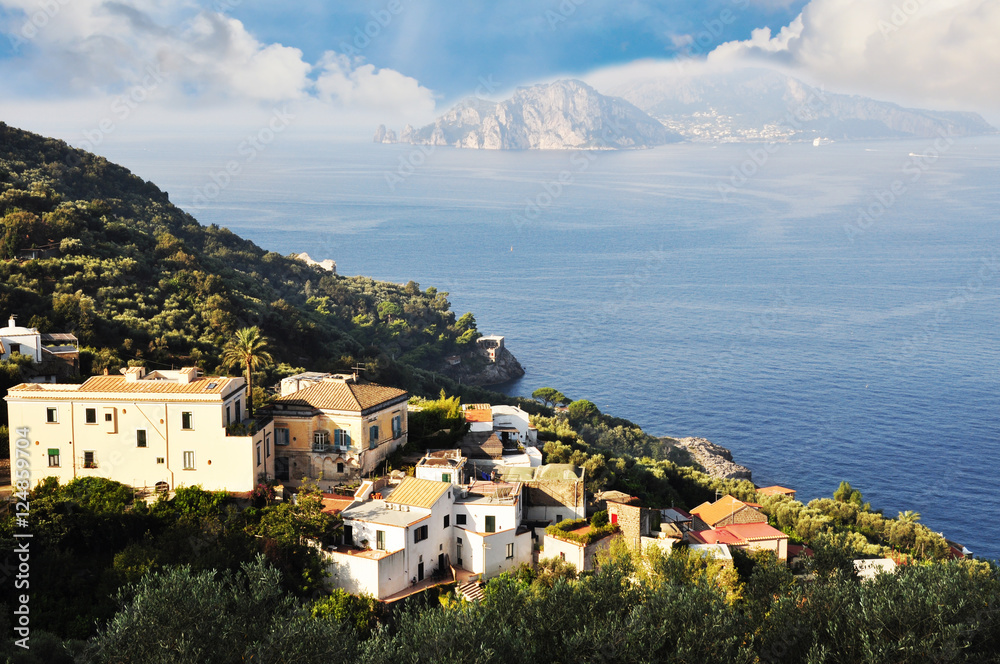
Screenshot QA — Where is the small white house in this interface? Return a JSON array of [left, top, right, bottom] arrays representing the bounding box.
[[415, 449, 466, 485]]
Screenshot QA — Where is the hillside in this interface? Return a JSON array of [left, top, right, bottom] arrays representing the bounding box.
[[379, 79, 681, 150], [0, 122, 527, 411], [604, 67, 997, 142]]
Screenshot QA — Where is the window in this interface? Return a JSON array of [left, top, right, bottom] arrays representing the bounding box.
[[456, 514, 467, 525], [610, 513, 617, 525], [559, 552, 566, 561], [485, 515, 496, 533], [136, 429, 147, 448], [83, 451, 96, 468], [376, 530, 385, 550], [235, 399, 241, 423], [256, 445, 261, 466], [156, 457, 165, 464], [275, 457, 289, 480], [313, 430, 329, 450], [265, 434, 270, 457], [414, 525, 428, 543], [9, 342, 20, 354], [46, 407, 57, 423], [334, 428, 351, 449], [47, 449, 60, 467], [226, 406, 231, 425], [183, 451, 195, 470], [556, 515, 563, 523], [369, 425, 379, 449], [337, 462, 344, 474], [391, 415, 402, 438], [444, 515, 450, 528], [506, 543, 514, 559], [442, 473, 451, 483], [181, 411, 193, 430], [275, 428, 290, 446], [104, 412, 113, 422], [85, 408, 96, 424]]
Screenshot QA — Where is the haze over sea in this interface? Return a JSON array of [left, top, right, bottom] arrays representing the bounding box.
[[105, 135, 1000, 561]]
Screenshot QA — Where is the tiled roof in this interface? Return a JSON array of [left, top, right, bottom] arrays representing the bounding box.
[[76, 375, 238, 394], [464, 408, 492, 423], [8, 375, 237, 397], [722, 522, 788, 542], [536, 464, 584, 481], [689, 529, 743, 546], [274, 381, 407, 412], [459, 432, 505, 460], [384, 477, 451, 510], [690, 495, 765, 527], [757, 485, 796, 496]]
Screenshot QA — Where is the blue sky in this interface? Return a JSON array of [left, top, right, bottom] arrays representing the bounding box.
[[0, 0, 996, 139], [219, 1, 805, 97]]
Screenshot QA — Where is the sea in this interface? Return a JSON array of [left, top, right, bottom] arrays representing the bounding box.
[[99, 133, 1000, 561]]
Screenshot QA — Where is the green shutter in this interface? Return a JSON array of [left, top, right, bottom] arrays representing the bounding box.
[[47, 448, 59, 455]]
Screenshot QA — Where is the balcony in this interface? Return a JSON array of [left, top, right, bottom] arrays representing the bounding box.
[[312, 443, 351, 454], [226, 415, 272, 437]]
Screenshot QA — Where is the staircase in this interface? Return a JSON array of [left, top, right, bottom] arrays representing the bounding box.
[[457, 580, 485, 603]]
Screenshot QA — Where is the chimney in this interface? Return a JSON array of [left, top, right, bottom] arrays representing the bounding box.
[[7, 316, 15, 328], [177, 367, 199, 384], [123, 366, 147, 382]]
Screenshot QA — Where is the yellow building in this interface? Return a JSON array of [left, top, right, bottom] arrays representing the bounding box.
[[267, 374, 407, 490], [4, 366, 273, 493]]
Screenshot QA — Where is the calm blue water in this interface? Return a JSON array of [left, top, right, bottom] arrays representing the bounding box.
[[101, 135, 1000, 561]]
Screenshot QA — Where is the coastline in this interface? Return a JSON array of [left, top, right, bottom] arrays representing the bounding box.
[[665, 436, 753, 481]]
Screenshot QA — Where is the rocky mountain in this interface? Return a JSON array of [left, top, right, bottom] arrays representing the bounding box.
[[380, 79, 681, 150], [604, 67, 997, 143]]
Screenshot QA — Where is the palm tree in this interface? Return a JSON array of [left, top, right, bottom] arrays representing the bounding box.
[[222, 326, 274, 417], [897, 510, 921, 523]]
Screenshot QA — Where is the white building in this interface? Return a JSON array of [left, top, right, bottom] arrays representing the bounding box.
[[415, 449, 466, 485], [4, 366, 272, 492], [0, 316, 79, 382], [329, 477, 456, 599], [325, 473, 534, 599], [453, 480, 532, 579], [490, 405, 538, 445]]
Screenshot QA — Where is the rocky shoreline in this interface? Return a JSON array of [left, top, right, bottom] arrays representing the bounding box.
[[670, 436, 753, 481], [441, 346, 525, 386]]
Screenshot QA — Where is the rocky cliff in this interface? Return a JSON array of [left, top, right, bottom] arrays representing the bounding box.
[[441, 347, 525, 386], [669, 436, 753, 481], [380, 79, 681, 150]]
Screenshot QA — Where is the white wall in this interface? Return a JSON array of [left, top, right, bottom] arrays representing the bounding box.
[[325, 548, 407, 599]]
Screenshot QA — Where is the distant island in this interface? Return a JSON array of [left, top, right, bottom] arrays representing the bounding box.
[[378, 67, 996, 149]]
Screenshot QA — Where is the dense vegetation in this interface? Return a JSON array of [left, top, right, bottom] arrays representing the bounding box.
[[531, 397, 954, 563], [4, 504, 998, 664], [0, 122, 529, 419]]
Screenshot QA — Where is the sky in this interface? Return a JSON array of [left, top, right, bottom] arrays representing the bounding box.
[[0, 0, 998, 145]]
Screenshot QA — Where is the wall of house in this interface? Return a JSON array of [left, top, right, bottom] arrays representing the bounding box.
[[541, 534, 586, 572], [453, 499, 520, 535], [524, 479, 585, 523], [741, 537, 788, 561], [345, 518, 409, 553], [0, 328, 42, 362], [456, 527, 532, 579], [325, 548, 407, 599], [5, 396, 261, 492], [402, 495, 453, 582], [415, 464, 463, 485]]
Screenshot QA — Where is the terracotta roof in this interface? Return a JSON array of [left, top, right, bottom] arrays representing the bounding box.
[[690, 495, 766, 528], [723, 522, 788, 542], [757, 485, 796, 497], [321, 494, 355, 515], [8, 375, 238, 397], [274, 381, 407, 412], [384, 477, 451, 510], [689, 529, 743, 546], [76, 375, 238, 395], [464, 408, 492, 423]]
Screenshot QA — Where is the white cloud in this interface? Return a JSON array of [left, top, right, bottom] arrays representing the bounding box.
[[707, 0, 1000, 114], [315, 52, 436, 115], [0, 0, 438, 116]]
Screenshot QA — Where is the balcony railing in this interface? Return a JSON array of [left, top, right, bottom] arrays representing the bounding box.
[[312, 443, 352, 454]]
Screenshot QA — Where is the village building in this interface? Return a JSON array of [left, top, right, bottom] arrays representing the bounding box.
[[265, 373, 408, 490], [1, 315, 80, 382], [3, 366, 272, 493], [756, 485, 797, 501], [415, 449, 466, 485], [475, 335, 505, 362], [691, 494, 768, 529], [543, 522, 618, 572], [498, 463, 586, 524]]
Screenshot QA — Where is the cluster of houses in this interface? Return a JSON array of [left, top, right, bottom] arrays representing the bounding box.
[[7, 348, 937, 600]]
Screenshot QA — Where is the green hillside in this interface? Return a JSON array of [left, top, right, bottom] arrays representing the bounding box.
[[0, 121, 505, 407]]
